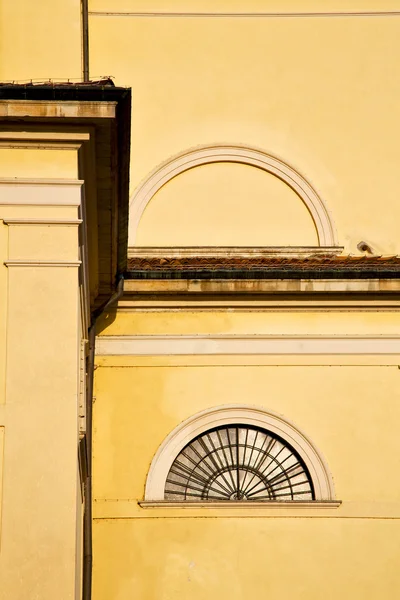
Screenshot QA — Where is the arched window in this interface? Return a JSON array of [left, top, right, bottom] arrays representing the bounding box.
[[165, 424, 314, 501], [144, 405, 336, 503]]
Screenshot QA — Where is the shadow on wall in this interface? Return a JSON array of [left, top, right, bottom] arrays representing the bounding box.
[[96, 309, 119, 335]]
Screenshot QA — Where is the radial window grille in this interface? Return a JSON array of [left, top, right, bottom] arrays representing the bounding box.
[[164, 425, 314, 501]]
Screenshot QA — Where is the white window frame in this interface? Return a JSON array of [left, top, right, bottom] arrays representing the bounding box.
[[144, 405, 336, 502]]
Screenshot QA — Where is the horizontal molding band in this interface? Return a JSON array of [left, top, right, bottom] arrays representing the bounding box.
[[0, 180, 83, 207], [139, 500, 341, 509], [4, 260, 81, 267], [124, 279, 400, 293], [0, 178, 84, 185], [94, 356, 400, 367], [93, 499, 400, 519], [2, 219, 82, 226], [118, 299, 400, 311], [0, 100, 116, 119], [0, 142, 82, 151], [0, 203, 80, 207], [95, 334, 400, 356], [128, 246, 344, 258], [0, 131, 90, 142], [89, 11, 400, 18]]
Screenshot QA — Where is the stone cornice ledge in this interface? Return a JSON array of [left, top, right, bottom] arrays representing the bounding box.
[[0, 100, 116, 119], [4, 260, 81, 267], [124, 279, 400, 293], [3, 219, 83, 226], [128, 246, 344, 258], [139, 500, 342, 509], [0, 178, 84, 185]]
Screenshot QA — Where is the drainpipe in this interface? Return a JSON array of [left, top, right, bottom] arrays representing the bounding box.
[[81, 0, 89, 81], [82, 276, 124, 600]]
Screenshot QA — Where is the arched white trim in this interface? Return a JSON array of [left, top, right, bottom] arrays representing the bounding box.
[[129, 145, 338, 246], [144, 404, 336, 501]]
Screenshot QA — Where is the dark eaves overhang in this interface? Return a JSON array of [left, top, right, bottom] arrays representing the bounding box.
[[0, 81, 131, 309]]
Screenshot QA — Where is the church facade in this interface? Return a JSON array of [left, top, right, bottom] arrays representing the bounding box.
[[1, 2, 400, 599]]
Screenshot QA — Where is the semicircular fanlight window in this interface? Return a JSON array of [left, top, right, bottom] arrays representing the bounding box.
[[164, 425, 314, 501]]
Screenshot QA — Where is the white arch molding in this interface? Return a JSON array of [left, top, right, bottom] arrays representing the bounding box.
[[129, 145, 338, 246], [144, 405, 336, 502]]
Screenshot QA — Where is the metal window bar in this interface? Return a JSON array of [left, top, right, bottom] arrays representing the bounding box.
[[164, 425, 314, 501]]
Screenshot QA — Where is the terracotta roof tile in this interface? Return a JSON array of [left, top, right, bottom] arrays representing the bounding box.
[[127, 254, 400, 269], [126, 254, 400, 279]]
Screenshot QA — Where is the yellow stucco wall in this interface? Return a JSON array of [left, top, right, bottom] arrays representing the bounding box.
[[0, 148, 78, 179], [93, 353, 400, 505], [135, 163, 319, 246], [97, 310, 400, 336], [0, 146, 84, 600], [90, 2, 400, 598], [90, 1, 400, 252], [93, 519, 400, 599], [93, 305, 400, 599], [1, 1, 400, 599], [0, 0, 82, 81], [92, 357, 400, 599], [0, 221, 7, 404]]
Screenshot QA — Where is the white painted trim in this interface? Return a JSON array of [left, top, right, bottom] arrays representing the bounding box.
[[95, 334, 400, 356], [139, 500, 341, 509], [129, 145, 337, 246], [0, 180, 83, 206], [3, 219, 83, 226], [4, 260, 81, 267], [144, 405, 336, 501]]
